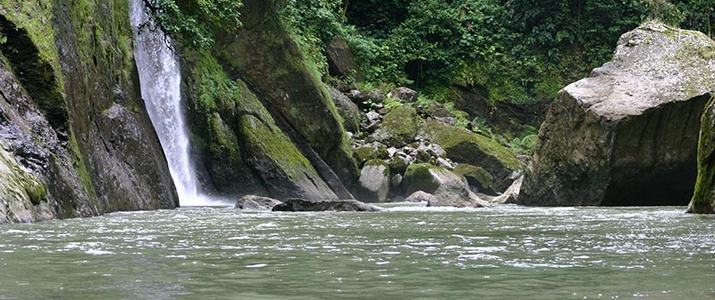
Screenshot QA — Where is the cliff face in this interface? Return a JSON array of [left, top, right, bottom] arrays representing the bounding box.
[[0, 0, 178, 223], [520, 22, 715, 207], [182, 0, 359, 201]]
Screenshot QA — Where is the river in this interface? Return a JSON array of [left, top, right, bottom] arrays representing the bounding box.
[[0, 205, 713, 299]]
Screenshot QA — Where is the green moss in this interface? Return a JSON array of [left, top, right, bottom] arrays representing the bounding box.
[[0, 0, 63, 90], [241, 114, 316, 179], [23, 179, 47, 205], [424, 120, 521, 170], [689, 96, 715, 214], [454, 164, 495, 194], [375, 105, 420, 147], [403, 163, 442, 195]]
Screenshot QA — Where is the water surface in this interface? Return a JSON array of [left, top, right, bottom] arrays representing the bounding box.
[[0, 205, 713, 299]]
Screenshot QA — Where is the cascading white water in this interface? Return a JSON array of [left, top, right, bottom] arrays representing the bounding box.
[[129, 0, 218, 206]]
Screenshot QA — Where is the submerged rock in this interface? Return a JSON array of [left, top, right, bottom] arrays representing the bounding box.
[[235, 195, 282, 210], [689, 98, 715, 214], [272, 199, 381, 212], [521, 22, 715, 207]]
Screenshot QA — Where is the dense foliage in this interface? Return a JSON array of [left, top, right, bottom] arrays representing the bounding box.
[[281, 0, 714, 104], [143, 0, 243, 48]]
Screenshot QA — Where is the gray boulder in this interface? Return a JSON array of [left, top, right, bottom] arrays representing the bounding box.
[[388, 87, 418, 103], [357, 160, 391, 202], [403, 163, 490, 208], [521, 22, 715, 206], [404, 191, 438, 203], [272, 199, 381, 212], [235, 195, 282, 210]]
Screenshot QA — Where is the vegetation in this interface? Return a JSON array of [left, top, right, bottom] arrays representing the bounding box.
[[142, 0, 243, 48], [280, 0, 714, 104]]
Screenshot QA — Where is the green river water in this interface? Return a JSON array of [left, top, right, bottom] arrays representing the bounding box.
[[0, 205, 713, 299]]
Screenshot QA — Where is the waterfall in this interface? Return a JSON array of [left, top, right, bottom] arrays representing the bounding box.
[[129, 0, 219, 206]]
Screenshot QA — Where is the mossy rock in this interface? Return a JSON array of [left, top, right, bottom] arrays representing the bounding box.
[[353, 145, 389, 167], [372, 105, 421, 147], [402, 163, 442, 195], [423, 119, 521, 191], [453, 164, 496, 195], [689, 96, 715, 214], [240, 114, 338, 200]]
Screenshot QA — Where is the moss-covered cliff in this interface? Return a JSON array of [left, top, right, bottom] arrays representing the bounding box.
[[0, 0, 178, 223], [179, 0, 359, 201]]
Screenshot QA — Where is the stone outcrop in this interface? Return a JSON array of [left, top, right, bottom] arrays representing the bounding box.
[[0, 1, 179, 223], [689, 97, 715, 214], [356, 160, 391, 202], [403, 164, 489, 208], [183, 0, 359, 202], [423, 120, 522, 192], [272, 199, 381, 212], [521, 22, 715, 207]]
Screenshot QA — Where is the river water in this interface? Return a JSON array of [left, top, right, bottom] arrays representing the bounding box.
[[0, 205, 713, 299]]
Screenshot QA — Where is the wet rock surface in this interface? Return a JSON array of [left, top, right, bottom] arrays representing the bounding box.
[[272, 199, 381, 212], [235, 195, 282, 210]]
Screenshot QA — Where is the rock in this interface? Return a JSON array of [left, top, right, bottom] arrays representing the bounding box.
[[453, 164, 497, 195], [353, 144, 389, 166], [521, 22, 715, 207], [272, 199, 381, 212], [388, 87, 418, 103], [235, 195, 282, 210], [387, 155, 410, 175], [329, 86, 361, 133], [491, 176, 523, 204], [404, 191, 438, 203], [366, 111, 382, 124], [391, 174, 403, 189], [402, 163, 490, 208], [357, 160, 391, 202], [372, 106, 421, 147], [325, 36, 363, 81], [435, 158, 454, 169], [241, 114, 339, 201], [423, 119, 522, 192], [689, 98, 715, 214]]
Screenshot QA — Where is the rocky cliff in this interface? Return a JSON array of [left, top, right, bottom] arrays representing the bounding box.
[[520, 22, 715, 207], [0, 0, 178, 223], [181, 0, 358, 201]]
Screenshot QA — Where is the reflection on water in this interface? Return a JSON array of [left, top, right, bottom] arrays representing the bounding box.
[[0, 205, 714, 299]]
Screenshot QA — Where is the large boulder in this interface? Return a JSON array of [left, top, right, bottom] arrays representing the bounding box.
[[521, 22, 715, 207], [272, 199, 381, 212], [402, 163, 489, 208], [356, 160, 391, 202], [235, 195, 282, 210], [689, 98, 715, 214], [423, 120, 522, 192], [325, 36, 363, 81], [371, 105, 420, 147]]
